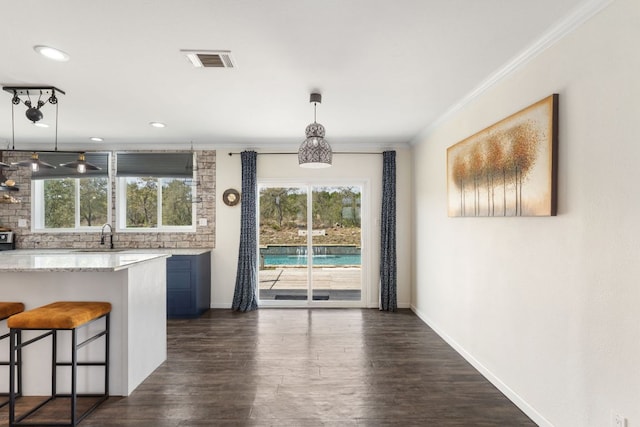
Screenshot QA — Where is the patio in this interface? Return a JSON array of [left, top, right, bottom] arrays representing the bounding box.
[[259, 267, 361, 301]]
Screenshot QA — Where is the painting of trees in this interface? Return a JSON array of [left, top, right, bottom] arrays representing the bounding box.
[[447, 94, 558, 217]]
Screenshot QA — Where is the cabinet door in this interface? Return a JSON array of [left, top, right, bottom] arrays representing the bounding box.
[[167, 257, 194, 316], [195, 253, 212, 314]]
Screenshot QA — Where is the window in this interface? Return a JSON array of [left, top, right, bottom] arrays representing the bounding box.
[[115, 152, 196, 231], [34, 177, 110, 230], [30, 151, 196, 232], [32, 153, 110, 231], [119, 176, 194, 230]]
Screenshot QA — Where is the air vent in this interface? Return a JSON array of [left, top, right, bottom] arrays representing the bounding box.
[[181, 50, 236, 68]]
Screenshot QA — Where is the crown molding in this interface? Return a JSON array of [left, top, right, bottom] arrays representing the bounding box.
[[411, 0, 615, 144]]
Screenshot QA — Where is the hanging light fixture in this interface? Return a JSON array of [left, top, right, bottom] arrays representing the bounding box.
[[14, 152, 55, 172], [298, 93, 332, 168], [60, 152, 101, 174], [7, 86, 61, 124], [2, 85, 99, 174]]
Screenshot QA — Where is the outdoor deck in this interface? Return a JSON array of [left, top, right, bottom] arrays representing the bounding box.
[[259, 267, 361, 301]]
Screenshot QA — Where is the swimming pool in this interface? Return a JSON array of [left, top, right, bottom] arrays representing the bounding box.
[[262, 254, 361, 266]]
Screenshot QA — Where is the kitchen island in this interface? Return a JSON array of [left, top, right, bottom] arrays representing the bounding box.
[[0, 250, 170, 396]]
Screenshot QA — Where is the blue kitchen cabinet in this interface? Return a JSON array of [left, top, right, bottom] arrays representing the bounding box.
[[166, 252, 211, 318]]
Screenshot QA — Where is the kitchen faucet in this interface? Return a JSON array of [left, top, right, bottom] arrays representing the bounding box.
[[100, 223, 114, 249]]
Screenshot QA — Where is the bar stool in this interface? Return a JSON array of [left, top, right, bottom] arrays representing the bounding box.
[[0, 302, 25, 408], [8, 301, 111, 426]]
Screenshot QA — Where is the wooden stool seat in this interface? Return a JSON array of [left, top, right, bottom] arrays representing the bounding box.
[[8, 301, 111, 330], [0, 302, 25, 321]]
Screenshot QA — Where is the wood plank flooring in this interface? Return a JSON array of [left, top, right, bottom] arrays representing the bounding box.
[[1, 309, 536, 426]]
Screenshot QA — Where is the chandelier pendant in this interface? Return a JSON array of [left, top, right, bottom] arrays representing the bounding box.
[[298, 92, 332, 168]]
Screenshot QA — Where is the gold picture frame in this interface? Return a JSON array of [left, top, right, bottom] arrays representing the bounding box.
[[447, 94, 558, 217]]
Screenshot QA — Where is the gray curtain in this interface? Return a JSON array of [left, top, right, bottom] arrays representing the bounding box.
[[232, 151, 259, 312], [380, 150, 397, 311]]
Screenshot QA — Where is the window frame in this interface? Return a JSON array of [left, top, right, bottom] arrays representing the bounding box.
[[115, 176, 197, 233], [31, 176, 112, 233]]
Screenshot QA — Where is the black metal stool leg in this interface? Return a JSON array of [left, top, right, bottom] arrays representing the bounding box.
[[1, 327, 21, 409], [16, 329, 22, 399], [9, 329, 16, 426], [71, 328, 77, 426], [52, 329, 57, 397], [105, 313, 110, 397]]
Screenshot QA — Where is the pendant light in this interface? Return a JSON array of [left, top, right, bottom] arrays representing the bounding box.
[[298, 93, 332, 168], [60, 153, 101, 174], [14, 152, 55, 172]]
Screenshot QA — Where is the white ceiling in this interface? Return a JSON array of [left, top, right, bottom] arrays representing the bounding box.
[[0, 0, 591, 151]]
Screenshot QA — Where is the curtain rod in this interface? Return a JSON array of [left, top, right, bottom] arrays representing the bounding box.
[[1, 149, 89, 154], [228, 151, 383, 156]]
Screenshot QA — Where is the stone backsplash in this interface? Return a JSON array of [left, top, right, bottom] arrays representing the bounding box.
[[0, 150, 215, 250]]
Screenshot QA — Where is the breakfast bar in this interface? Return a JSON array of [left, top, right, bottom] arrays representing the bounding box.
[[0, 250, 170, 396]]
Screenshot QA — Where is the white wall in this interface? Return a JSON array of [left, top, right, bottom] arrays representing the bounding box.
[[212, 148, 412, 309], [411, 0, 639, 426]]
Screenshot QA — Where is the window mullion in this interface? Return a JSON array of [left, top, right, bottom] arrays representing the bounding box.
[[34, 181, 44, 229], [75, 179, 81, 228], [157, 178, 163, 228], [307, 184, 313, 301]]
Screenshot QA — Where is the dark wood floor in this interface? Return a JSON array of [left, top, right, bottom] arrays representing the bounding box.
[[2, 309, 536, 426]]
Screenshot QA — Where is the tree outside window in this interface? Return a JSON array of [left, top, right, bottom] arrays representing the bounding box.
[[42, 177, 108, 229], [162, 179, 193, 226], [80, 178, 108, 226], [124, 177, 193, 229]]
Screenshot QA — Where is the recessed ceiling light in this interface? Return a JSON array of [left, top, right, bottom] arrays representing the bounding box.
[[149, 122, 166, 128], [90, 137, 104, 142], [34, 45, 70, 62], [33, 122, 49, 128]]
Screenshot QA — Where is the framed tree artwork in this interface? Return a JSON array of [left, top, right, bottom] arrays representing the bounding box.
[[447, 94, 558, 217]]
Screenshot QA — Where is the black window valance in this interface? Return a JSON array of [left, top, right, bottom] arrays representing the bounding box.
[[115, 152, 195, 178], [31, 152, 110, 180]]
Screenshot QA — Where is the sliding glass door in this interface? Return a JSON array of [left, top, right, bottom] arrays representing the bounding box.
[[258, 183, 362, 306]]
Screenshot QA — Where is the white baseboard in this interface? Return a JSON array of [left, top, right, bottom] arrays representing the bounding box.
[[210, 303, 231, 309], [410, 304, 553, 427]]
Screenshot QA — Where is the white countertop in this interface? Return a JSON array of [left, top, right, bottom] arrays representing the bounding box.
[[0, 251, 171, 272], [118, 248, 211, 255], [10, 248, 211, 256]]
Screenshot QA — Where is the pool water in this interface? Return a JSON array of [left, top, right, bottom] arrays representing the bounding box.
[[263, 254, 361, 266]]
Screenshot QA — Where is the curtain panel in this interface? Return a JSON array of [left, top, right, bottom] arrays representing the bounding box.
[[231, 150, 259, 311], [380, 150, 397, 311]]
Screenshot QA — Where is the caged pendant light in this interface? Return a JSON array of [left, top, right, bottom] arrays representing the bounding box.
[[298, 93, 332, 168]]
